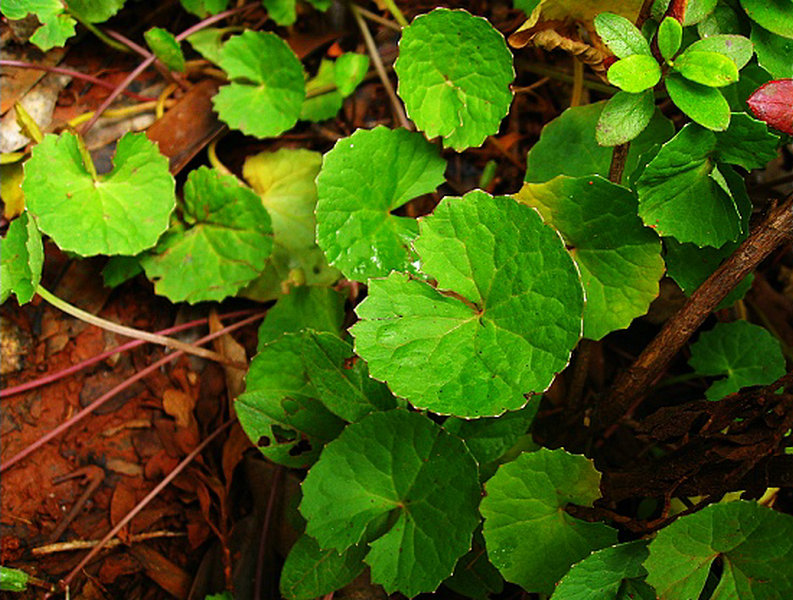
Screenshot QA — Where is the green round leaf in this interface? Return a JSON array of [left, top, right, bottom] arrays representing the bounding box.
[[352, 191, 583, 417], [139, 167, 273, 303], [516, 176, 664, 340], [444, 405, 537, 466], [67, 0, 125, 23], [299, 410, 481, 597], [315, 126, 446, 282], [740, 0, 793, 39], [262, 0, 297, 26], [394, 8, 514, 151], [665, 72, 731, 130], [594, 12, 652, 58], [636, 124, 742, 247], [658, 16, 683, 61], [525, 101, 674, 183], [23, 131, 175, 256], [481, 449, 617, 595], [596, 89, 656, 146], [674, 50, 739, 87], [241, 148, 339, 301], [186, 27, 225, 64], [255, 286, 345, 349], [752, 25, 793, 78], [688, 320, 786, 400], [683, 34, 755, 70], [0, 212, 43, 305], [144, 27, 185, 72], [715, 111, 780, 170], [213, 31, 305, 138], [280, 535, 366, 600], [645, 501, 793, 599], [551, 541, 654, 600], [607, 54, 661, 92]]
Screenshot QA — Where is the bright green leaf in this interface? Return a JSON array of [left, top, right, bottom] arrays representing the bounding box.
[[186, 28, 225, 65], [280, 535, 366, 600], [644, 501, 793, 599], [525, 101, 674, 183], [30, 12, 76, 50], [144, 27, 186, 72], [752, 25, 793, 78], [665, 72, 731, 130], [101, 255, 142, 288], [256, 286, 345, 349], [551, 541, 654, 600], [674, 50, 739, 87], [236, 332, 346, 468], [262, 0, 296, 25], [607, 54, 662, 92], [636, 124, 742, 247], [683, 0, 718, 26], [213, 31, 305, 138], [683, 34, 755, 69], [300, 410, 481, 597], [444, 405, 537, 467], [301, 59, 344, 122], [394, 8, 514, 151], [179, 0, 229, 17], [688, 320, 786, 400], [67, 0, 125, 22], [0, 212, 43, 305], [516, 176, 664, 340], [1, 0, 62, 20], [352, 191, 583, 417], [315, 126, 446, 281], [514, 0, 541, 16], [723, 63, 773, 112], [594, 12, 652, 57], [139, 167, 272, 303], [481, 449, 617, 595], [715, 111, 780, 170], [596, 89, 656, 146], [304, 0, 331, 10], [740, 0, 793, 39], [658, 16, 683, 60], [240, 148, 339, 301], [334, 53, 369, 96], [23, 131, 175, 256]]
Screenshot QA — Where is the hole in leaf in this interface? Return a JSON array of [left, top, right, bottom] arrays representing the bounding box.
[[288, 438, 312, 456], [272, 425, 296, 444], [699, 555, 723, 600], [257, 436, 271, 447]]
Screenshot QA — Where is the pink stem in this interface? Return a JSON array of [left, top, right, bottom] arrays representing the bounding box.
[[0, 312, 264, 474], [0, 60, 156, 102], [55, 418, 235, 594], [1, 309, 254, 399], [104, 29, 151, 60]]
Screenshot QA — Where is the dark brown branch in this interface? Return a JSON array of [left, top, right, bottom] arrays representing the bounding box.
[[595, 196, 793, 429]]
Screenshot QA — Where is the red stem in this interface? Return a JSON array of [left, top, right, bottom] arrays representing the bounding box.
[[0, 312, 264, 474], [1, 309, 254, 399], [0, 60, 156, 102], [104, 29, 152, 60]]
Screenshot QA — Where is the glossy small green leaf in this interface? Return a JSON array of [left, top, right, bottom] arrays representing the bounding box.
[[179, 0, 229, 17], [596, 89, 656, 146], [315, 126, 445, 281], [594, 12, 652, 57], [144, 27, 185, 72], [23, 131, 175, 256], [352, 191, 583, 417], [658, 16, 683, 60], [740, 0, 793, 39], [300, 410, 481, 597], [645, 501, 793, 599], [715, 112, 780, 170], [213, 31, 305, 138], [551, 541, 654, 600], [262, 0, 296, 26], [636, 124, 741, 247], [683, 34, 755, 70], [236, 332, 346, 468], [689, 320, 786, 400], [525, 101, 674, 183], [241, 148, 339, 301], [683, 0, 718, 26], [256, 286, 345, 349], [0, 212, 43, 305], [481, 449, 617, 595], [674, 50, 739, 87], [186, 28, 225, 65], [280, 535, 366, 600], [607, 55, 661, 92], [665, 72, 731, 130], [139, 167, 273, 303], [301, 59, 343, 122], [334, 52, 369, 96], [444, 405, 537, 466], [0, 566, 29, 592], [395, 8, 514, 151], [752, 25, 793, 78], [516, 176, 664, 340]]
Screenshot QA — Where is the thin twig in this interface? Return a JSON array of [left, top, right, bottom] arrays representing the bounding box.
[[254, 466, 283, 599], [55, 419, 236, 594], [350, 3, 411, 130], [353, 4, 402, 32], [33, 530, 185, 556]]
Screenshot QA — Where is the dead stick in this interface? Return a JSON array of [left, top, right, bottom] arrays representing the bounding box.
[[596, 196, 793, 429]]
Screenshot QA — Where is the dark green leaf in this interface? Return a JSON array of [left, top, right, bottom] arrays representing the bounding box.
[[280, 535, 366, 600], [596, 89, 656, 146], [658, 16, 683, 60], [607, 54, 661, 92], [0, 212, 43, 305], [665, 72, 731, 130], [594, 12, 652, 58], [444, 532, 504, 600], [256, 286, 345, 349], [674, 50, 739, 87], [752, 24, 793, 78], [715, 111, 780, 170], [179, 0, 229, 17], [444, 405, 537, 466], [740, 0, 793, 39], [101, 255, 142, 288], [697, 3, 744, 37]]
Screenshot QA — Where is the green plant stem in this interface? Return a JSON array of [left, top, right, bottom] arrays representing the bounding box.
[[380, 0, 408, 27], [70, 14, 130, 53], [36, 285, 243, 367]]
